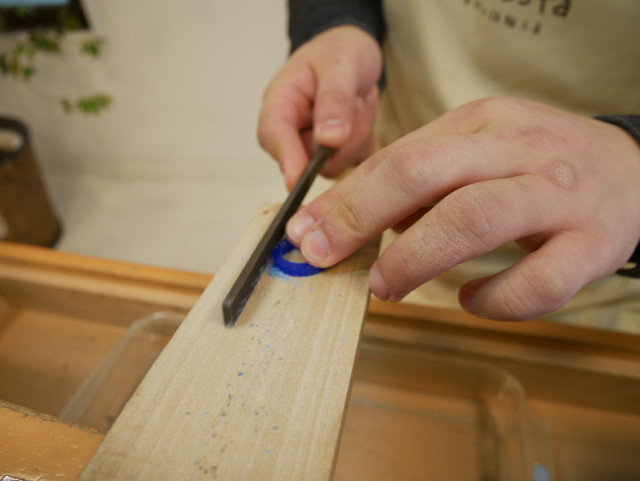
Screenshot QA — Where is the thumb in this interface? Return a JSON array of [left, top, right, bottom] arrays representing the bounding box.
[[313, 63, 360, 148]]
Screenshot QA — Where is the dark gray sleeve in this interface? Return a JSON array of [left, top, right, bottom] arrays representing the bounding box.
[[288, 0, 385, 52], [595, 115, 640, 147], [595, 115, 640, 273]]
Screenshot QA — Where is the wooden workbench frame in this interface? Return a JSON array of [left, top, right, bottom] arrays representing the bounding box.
[[2, 211, 640, 480]]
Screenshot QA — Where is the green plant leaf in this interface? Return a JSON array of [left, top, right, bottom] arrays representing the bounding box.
[[63, 94, 112, 115], [28, 31, 60, 53], [1, 15, 113, 116], [22, 65, 35, 80], [81, 39, 103, 57]]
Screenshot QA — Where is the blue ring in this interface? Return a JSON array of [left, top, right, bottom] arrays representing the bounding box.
[[272, 239, 324, 277]]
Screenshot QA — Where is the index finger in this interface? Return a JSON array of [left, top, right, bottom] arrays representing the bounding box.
[[257, 69, 317, 189], [288, 132, 522, 266]]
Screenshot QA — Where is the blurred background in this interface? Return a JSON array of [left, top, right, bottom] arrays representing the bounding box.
[[0, 0, 290, 273]]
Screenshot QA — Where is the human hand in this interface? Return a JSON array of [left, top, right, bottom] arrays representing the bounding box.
[[285, 97, 640, 320], [257, 25, 383, 190]]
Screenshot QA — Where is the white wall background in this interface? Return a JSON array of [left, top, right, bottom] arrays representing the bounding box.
[[0, 0, 293, 273]]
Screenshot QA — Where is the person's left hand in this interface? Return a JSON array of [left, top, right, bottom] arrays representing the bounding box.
[[285, 97, 640, 321]]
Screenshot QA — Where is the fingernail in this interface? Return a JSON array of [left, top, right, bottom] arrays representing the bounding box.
[[369, 263, 391, 301], [301, 229, 330, 264], [287, 213, 314, 244], [315, 119, 347, 142]]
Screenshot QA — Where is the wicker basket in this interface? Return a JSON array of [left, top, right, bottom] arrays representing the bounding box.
[[0, 118, 61, 246]]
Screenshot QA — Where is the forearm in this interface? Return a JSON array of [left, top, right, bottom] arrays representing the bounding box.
[[288, 0, 385, 52]]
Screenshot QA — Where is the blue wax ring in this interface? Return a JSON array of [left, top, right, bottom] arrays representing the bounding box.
[[272, 239, 324, 277]]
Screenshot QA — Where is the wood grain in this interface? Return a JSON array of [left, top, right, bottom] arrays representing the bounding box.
[[78, 204, 378, 480], [0, 400, 104, 481], [3, 240, 640, 479]]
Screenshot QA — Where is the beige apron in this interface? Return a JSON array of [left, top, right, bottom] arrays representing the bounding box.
[[375, 0, 640, 332]]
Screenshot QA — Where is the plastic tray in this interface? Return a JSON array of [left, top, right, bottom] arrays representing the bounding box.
[[335, 340, 552, 481], [59, 312, 183, 432], [59, 314, 551, 480]]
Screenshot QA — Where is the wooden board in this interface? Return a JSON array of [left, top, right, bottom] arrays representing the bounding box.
[[0, 400, 104, 481], [2, 241, 640, 479], [78, 204, 378, 480]]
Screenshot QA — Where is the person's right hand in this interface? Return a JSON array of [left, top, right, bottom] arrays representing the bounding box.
[[257, 25, 384, 190]]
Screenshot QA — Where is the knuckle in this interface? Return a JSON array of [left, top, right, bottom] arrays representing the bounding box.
[[527, 267, 572, 312], [385, 144, 427, 196], [505, 122, 569, 159], [462, 96, 528, 129], [492, 289, 531, 321], [384, 140, 443, 198], [537, 270, 572, 309], [465, 96, 507, 117], [318, 87, 352, 113], [504, 264, 572, 318], [439, 187, 500, 250], [331, 194, 372, 241]]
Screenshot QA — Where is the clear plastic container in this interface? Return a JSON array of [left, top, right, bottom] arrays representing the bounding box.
[[335, 340, 552, 481], [59, 312, 183, 432], [59, 316, 551, 480]]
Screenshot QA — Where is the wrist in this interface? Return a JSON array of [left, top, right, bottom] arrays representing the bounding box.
[[289, 1, 385, 53], [596, 115, 640, 276], [594, 115, 640, 147]]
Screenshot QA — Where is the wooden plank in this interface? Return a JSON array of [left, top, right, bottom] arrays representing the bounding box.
[[362, 310, 640, 414], [369, 299, 640, 353], [78, 204, 378, 480], [0, 240, 213, 290], [0, 254, 207, 327], [0, 241, 211, 326], [0, 400, 104, 481]]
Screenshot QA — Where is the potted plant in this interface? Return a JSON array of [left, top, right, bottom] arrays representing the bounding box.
[[0, 117, 60, 245], [0, 3, 110, 246]]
